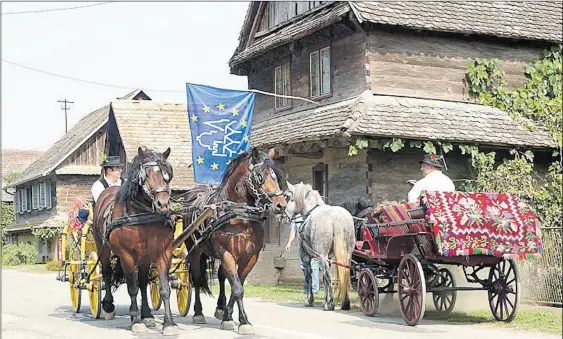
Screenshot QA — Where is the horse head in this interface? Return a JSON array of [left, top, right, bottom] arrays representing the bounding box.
[[219, 147, 287, 214], [284, 181, 324, 221], [118, 146, 174, 213]]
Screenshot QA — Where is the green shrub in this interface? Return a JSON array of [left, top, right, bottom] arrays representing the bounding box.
[[2, 243, 38, 266]]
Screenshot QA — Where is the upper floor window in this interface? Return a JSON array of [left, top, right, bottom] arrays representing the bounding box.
[[274, 61, 291, 110], [15, 181, 52, 213], [310, 46, 331, 99]]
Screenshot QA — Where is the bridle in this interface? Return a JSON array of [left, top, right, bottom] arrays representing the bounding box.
[[138, 161, 172, 202], [246, 160, 285, 211]]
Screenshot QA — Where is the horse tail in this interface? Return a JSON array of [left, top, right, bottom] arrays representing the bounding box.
[[110, 256, 124, 292], [332, 220, 352, 303], [192, 252, 213, 297]]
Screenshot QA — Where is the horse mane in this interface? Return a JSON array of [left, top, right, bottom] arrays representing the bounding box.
[[218, 150, 285, 193], [293, 183, 325, 212], [116, 148, 173, 204]]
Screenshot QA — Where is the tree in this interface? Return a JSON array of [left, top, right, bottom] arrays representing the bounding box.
[[1, 171, 21, 245]]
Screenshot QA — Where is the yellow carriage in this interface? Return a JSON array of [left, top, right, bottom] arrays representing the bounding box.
[[57, 200, 192, 318]]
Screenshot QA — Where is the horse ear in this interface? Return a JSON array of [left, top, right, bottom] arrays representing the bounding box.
[[251, 147, 261, 163], [162, 147, 171, 160], [138, 147, 144, 158], [268, 148, 275, 159], [286, 181, 295, 192]]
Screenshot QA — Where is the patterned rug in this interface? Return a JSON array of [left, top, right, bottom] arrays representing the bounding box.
[[424, 191, 543, 259], [372, 202, 420, 223]]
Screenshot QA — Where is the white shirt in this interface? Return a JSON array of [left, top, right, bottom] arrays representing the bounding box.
[[407, 170, 455, 203], [91, 176, 122, 203]]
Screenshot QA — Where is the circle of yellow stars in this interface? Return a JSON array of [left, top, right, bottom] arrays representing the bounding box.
[[192, 102, 251, 171]]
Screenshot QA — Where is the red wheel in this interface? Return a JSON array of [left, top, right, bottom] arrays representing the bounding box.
[[357, 269, 379, 317], [488, 259, 519, 322], [432, 268, 457, 313], [398, 254, 426, 326]]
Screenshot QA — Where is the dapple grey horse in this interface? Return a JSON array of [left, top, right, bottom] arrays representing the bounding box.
[[285, 181, 355, 311]]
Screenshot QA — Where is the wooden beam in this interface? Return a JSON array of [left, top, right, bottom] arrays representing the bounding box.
[[246, 2, 266, 49], [285, 151, 323, 159]]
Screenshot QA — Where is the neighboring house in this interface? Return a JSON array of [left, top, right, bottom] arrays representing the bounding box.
[[2, 149, 44, 204], [5, 89, 152, 263], [229, 1, 562, 284]]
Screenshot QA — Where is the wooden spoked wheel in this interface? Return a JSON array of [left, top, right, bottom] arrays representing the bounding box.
[[358, 268, 379, 317], [150, 267, 162, 311], [488, 259, 519, 322], [175, 261, 192, 317], [432, 267, 457, 314], [68, 248, 81, 313], [87, 251, 102, 319], [398, 254, 426, 326]]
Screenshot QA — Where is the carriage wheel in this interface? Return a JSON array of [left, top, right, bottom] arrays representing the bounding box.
[[176, 262, 193, 317], [87, 252, 102, 319], [432, 267, 457, 314], [150, 267, 162, 311], [68, 248, 82, 313], [398, 254, 426, 326], [358, 269, 379, 317], [488, 258, 519, 322]]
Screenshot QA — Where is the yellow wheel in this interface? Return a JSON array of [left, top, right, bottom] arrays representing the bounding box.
[[87, 252, 102, 319], [150, 267, 162, 310], [68, 249, 81, 313], [176, 261, 192, 317]]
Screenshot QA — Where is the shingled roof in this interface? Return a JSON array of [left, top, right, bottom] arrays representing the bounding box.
[[110, 101, 195, 190], [351, 2, 562, 43], [251, 91, 556, 150], [7, 105, 110, 188], [231, 1, 562, 70]]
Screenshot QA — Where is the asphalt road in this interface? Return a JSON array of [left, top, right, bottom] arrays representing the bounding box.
[[1, 269, 559, 339]]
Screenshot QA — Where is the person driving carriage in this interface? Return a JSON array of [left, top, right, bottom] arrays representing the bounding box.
[[91, 156, 123, 204], [407, 153, 455, 203]]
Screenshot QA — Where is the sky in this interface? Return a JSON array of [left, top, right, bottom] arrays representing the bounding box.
[[1, 1, 250, 151]]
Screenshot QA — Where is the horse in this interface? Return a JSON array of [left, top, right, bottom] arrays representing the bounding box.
[[284, 181, 355, 311], [92, 146, 179, 335], [181, 147, 287, 335]]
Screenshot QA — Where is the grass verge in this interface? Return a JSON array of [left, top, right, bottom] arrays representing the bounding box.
[[3, 263, 49, 274]]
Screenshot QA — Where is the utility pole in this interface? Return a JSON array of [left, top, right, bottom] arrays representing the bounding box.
[[58, 99, 74, 134]]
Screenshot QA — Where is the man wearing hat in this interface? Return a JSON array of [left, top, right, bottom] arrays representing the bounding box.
[[91, 156, 123, 204], [407, 154, 455, 203]]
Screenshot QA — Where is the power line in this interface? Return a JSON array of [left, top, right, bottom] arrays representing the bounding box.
[[2, 2, 115, 15]]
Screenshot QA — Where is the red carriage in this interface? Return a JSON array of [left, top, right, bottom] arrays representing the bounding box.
[[339, 190, 543, 326]]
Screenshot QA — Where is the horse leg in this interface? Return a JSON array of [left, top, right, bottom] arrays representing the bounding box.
[[219, 253, 239, 332], [156, 256, 179, 336], [214, 264, 227, 320], [190, 252, 207, 324], [100, 247, 116, 320], [319, 257, 335, 311], [121, 255, 147, 333], [234, 253, 260, 335], [137, 264, 156, 328]]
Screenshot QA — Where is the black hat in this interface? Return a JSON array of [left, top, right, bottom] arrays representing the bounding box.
[[419, 154, 444, 168], [102, 156, 123, 168]]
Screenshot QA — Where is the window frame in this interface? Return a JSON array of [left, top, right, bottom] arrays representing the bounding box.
[[309, 44, 333, 100], [273, 57, 292, 111]]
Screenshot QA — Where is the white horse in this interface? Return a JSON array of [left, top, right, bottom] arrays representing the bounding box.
[[285, 181, 355, 311]]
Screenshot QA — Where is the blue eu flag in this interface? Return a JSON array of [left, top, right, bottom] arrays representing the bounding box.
[[186, 83, 255, 185]]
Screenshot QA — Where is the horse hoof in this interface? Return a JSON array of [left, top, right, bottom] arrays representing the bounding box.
[[192, 314, 207, 324], [132, 323, 148, 333], [238, 324, 255, 335], [323, 303, 335, 311], [220, 320, 236, 331], [163, 325, 180, 336], [143, 318, 156, 328], [214, 308, 224, 320], [101, 309, 116, 320]]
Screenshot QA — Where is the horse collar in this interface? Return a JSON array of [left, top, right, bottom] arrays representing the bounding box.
[[302, 204, 320, 221]]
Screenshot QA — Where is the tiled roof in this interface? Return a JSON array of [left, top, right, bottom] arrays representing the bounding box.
[[351, 2, 562, 43], [116, 89, 152, 101], [110, 101, 195, 190], [7, 105, 110, 187], [1, 149, 44, 179], [252, 91, 556, 149]]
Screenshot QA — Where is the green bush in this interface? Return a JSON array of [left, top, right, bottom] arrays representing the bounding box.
[[2, 243, 38, 266]]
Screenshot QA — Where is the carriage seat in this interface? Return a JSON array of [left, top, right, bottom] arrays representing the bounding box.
[[368, 201, 428, 237]]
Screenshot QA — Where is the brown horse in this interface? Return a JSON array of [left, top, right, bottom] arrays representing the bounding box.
[[92, 146, 179, 335], [182, 147, 287, 335]]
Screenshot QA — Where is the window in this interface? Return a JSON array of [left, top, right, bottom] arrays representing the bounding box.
[[312, 163, 328, 203], [32, 185, 39, 209], [40, 182, 52, 209], [310, 46, 331, 99], [274, 61, 291, 110]]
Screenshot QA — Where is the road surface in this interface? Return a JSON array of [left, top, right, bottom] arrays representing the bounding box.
[[2, 269, 558, 339]]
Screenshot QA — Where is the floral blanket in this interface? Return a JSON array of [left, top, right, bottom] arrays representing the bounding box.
[[424, 191, 543, 259]]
